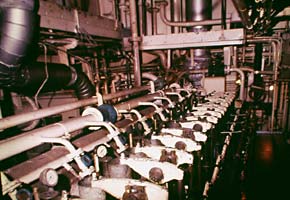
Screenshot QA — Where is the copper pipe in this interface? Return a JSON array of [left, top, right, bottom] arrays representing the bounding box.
[[129, 0, 142, 86]]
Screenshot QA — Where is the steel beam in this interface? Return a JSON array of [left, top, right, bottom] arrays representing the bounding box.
[[141, 29, 245, 50]]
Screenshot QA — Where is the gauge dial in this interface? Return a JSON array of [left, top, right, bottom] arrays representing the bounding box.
[[39, 168, 58, 187], [96, 145, 108, 158]]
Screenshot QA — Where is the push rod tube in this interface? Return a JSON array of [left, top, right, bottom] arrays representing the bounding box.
[[157, 1, 231, 27], [0, 86, 150, 131]]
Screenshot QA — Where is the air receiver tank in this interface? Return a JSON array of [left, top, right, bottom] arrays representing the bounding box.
[[185, 0, 212, 87]]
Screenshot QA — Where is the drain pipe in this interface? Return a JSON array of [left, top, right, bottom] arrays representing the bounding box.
[[129, 0, 142, 86]]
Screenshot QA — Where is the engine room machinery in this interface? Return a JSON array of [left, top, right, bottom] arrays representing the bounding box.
[[0, 0, 290, 199]]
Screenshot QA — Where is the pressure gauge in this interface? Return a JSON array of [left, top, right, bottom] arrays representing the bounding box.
[[96, 145, 108, 158], [39, 168, 58, 187]]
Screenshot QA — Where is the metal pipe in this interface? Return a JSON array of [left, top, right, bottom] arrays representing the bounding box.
[[142, 72, 158, 81], [115, 88, 173, 111], [138, 0, 144, 35], [157, 1, 230, 27], [225, 68, 245, 100], [4, 100, 174, 184], [221, 0, 227, 29], [282, 83, 289, 130], [129, 0, 142, 86], [0, 86, 150, 131], [0, 114, 99, 161], [0, 87, 176, 161], [152, 7, 158, 35], [231, 0, 253, 29], [247, 37, 282, 131], [149, 50, 168, 70]]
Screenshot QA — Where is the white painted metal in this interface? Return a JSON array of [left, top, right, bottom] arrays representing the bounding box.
[[141, 29, 245, 50]]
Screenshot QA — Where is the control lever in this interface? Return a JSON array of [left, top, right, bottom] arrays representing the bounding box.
[[134, 145, 193, 166], [139, 102, 168, 122], [120, 156, 184, 184], [91, 178, 168, 200]]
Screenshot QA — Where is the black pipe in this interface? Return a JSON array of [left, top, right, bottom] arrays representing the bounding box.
[[221, 0, 227, 29], [0, 0, 95, 99], [10, 63, 96, 99]]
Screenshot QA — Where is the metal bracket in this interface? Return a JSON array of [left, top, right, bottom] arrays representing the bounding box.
[[139, 102, 167, 122], [1, 171, 20, 198], [119, 109, 151, 135]]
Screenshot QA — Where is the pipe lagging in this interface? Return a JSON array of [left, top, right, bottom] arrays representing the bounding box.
[[0, 114, 99, 161], [0, 86, 151, 131], [0, 88, 174, 160]]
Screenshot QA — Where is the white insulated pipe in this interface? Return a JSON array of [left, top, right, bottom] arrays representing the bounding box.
[[225, 68, 245, 101], [0, 114, 99, 161], [0, 86, 151, 131]]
